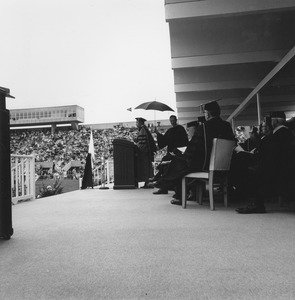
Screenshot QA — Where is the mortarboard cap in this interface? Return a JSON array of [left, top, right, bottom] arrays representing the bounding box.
[[203, 100, 220, 113], [187, 120, 199, 128], [270, 111, 286, 120], [135, 117, 146, 123]]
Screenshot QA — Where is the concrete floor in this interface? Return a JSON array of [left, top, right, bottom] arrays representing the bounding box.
[[1, 186, 295, 300]]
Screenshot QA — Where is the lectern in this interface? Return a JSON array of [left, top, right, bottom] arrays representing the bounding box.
[[0, 87, 14, 240], [113, 139, 138, 189]]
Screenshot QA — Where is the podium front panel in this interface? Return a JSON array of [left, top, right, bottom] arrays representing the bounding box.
[[113, 139, 137, 189]]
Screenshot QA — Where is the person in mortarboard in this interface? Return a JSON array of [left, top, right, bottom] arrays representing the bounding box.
[[200, 100, 235, 169], [135, 117, 157, 188], [154, 100, 235, 205], [236, 111, 294, 214]]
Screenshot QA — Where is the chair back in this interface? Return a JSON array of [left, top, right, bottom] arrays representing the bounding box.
[[209, 138, 236, 171]]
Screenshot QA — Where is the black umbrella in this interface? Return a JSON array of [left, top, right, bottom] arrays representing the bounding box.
[[134, 101, 174, 126], [134, 101, 174, 112]]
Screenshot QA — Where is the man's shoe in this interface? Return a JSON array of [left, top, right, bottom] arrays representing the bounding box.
[[236, 205, 266, 214], [171, 199, 182, 205], [149, 174, 161, 182], [153, 189, 168, 195]]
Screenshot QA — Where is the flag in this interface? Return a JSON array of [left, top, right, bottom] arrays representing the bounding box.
[[127, 107, 132, 112], [88, 129, 95, 168]]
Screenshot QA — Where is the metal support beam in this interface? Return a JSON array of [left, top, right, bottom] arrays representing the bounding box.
[[231, 118, 235, 132], [256, 93, 261, 125]]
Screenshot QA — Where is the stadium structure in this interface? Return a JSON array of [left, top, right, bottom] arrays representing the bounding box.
[[165, 0, 295, 126], [9, 105, 84, 132], [8, 105, 172, 131]]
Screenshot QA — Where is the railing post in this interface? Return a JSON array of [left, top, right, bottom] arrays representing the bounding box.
[[15, 159, 19, 198], [11, 154, 35, 204], [21, 160, 25, 197], [31, 154, 36, 199], [106, 160, 110, 185]]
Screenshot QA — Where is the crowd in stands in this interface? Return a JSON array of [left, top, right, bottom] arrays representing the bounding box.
[[10, 126, 166, 179]]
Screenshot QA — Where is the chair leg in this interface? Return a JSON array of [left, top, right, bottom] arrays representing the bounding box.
[[209, 175, 215, 210], [196, 182, 204, 205], [223, 179, 228, 207], [182, 178, 186, 208]]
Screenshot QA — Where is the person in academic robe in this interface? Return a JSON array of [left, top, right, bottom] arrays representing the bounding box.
[[236, 111, 294, 214], [155, 115, 188, 156], [152, 115, 188, 194], [238, 126, 260, 152], [229, 117, 273, 200], [135, 117, 157, 188], [154, 100, 235, 205]]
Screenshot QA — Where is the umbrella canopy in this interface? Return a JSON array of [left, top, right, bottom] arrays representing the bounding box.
[[134, 101, 174, 112]]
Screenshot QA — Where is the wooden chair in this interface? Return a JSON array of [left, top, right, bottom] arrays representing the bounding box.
[[182, 138, 236, 210]]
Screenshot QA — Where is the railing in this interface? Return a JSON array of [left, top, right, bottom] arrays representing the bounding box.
[[93, 159, 114, 187], [11, 154, 36, 205]]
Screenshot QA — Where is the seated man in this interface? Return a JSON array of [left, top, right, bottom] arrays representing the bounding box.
[[152, 115, 188, 194], [154, 100, 235, 205], [238, 126, 260, 152], [236, 111, 294, 214], [229, 117, 273, 200]]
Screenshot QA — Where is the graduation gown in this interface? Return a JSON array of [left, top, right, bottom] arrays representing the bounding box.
[[135, 125, 155, 182], [156, 117, 234, 191], [157, 124, 188, 153]]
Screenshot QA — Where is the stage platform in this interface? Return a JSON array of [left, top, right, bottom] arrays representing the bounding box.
[[1, 186, 295, 300]]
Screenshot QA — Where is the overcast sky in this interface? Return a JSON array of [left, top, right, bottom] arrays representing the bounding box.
[[0, 0, 176, 124]]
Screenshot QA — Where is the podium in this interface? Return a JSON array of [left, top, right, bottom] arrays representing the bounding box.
[[113, 139, 138, 189]]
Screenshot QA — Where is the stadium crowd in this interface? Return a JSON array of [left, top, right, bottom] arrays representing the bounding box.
[[10, 125, 166, 178]]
